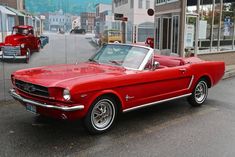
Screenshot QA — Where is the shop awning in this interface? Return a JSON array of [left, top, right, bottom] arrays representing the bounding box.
[[187, 0, 235, 6], [20, 10, 33, 17], [0, 5, 16, 16], [6, 6, 25, 17], [34, 16, 40, 21]]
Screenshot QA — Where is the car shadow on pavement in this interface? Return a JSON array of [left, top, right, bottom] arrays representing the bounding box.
[[1, 98, 211, 156]]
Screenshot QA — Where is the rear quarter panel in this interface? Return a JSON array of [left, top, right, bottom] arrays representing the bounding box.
[[189, 61, 225, 91]]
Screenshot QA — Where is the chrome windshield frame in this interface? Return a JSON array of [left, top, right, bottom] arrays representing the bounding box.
[[91, 44, 154, 71]]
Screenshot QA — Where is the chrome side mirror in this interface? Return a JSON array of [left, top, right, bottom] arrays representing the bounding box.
[[152, 61, 160, 70]]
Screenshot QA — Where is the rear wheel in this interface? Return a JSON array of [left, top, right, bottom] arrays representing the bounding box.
[[188, 79, 208, 107], [84, 96, 117, 134]]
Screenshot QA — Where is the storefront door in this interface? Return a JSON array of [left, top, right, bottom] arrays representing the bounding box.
[[161, 15, 180, 55], [185, 14, 199, 56], [172, 15, 180, 54], [162, 17, 171, 50]]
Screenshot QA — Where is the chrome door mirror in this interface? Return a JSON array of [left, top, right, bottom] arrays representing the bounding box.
[[152, 61, 160, 70]]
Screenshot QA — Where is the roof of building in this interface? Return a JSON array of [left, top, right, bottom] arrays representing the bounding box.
[[6, 6, 25, 17], [0, 5, 16, 16]]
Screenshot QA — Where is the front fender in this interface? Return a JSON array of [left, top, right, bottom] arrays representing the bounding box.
[[72, 89, 125, 116], [87, 90, 124, 109]]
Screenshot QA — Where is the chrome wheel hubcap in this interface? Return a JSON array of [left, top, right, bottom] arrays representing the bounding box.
[[195, 81, 208, 103], [91, 99, 115, 131]]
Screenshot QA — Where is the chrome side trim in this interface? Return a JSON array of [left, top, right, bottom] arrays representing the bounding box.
[[123, 93, 192, 113], [188, 75, 194, 90], [9, 89, 84, 112]]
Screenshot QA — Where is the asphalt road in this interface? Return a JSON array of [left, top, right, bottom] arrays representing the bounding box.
[[0, 33, 98, 100], [0, 77, 235, 157]]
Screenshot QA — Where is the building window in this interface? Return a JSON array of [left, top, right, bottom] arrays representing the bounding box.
[[130, 0, 134, 8], [156, 0, 166, 4], [156, 0, 178, 5], [146, 0, 150, 9], [7, 16, 15, 32], [155, 17, 161, 49], [139, 0, 143, 8], [186, 0, 235, 54]]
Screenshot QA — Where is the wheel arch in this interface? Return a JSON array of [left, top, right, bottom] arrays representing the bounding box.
[[88, 90, 124, 113], [197, 75, 212, 88]]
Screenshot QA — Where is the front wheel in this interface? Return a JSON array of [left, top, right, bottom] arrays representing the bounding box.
[[84, 96, 117, 134], [24, 49, 30, 63], [37, 42, 41, 52], [188, 79, 208, 107]]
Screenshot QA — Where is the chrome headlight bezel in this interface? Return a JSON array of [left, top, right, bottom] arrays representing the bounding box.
[[20, 43, 25, 48], [63, 89, 71, 101]]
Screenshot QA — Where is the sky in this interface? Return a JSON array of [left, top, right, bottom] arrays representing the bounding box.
[[25, 0, 112, 15]]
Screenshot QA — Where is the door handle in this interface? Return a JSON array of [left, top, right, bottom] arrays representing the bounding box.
[[179, 68, 187, 73]]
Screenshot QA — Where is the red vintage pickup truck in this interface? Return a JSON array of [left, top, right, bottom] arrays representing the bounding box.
[[0, 25, 41, 63]]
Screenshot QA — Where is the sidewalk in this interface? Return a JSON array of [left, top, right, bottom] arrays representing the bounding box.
[[223, 64, 235, 80]]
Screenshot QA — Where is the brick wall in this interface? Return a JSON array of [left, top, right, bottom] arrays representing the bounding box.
[[0, 0, 24, 10], [198, 51, 235, 65], [0, 0, 17, 9]]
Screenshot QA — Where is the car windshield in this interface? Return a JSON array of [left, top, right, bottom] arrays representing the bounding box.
[[12, 28, 29, 35], [108, 31, 121, 36], [90, 44, 151, 70]]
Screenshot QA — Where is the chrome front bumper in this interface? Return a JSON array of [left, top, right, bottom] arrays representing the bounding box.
[[0, 54, 27, 59], [9, 89, 84, 112]]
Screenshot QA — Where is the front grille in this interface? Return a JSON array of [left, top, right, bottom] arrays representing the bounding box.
[[15, 79, 49, 97], [3, 46, 21, 56]]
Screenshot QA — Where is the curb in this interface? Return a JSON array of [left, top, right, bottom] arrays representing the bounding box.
[[223, 70, 235, 80]]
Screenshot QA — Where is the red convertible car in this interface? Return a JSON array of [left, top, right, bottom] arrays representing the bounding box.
[[0, 25, 41, 63], [9, 44, 225, 134]]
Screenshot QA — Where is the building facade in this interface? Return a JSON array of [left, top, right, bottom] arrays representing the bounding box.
[[0, 0, 26, 25], [154, 0, 235, 57], [0, 0, 25, 10], [45, 9, 72, 32], [80, 12, 96, 33], [0, 5, 16, 42], [95, 3, 121, 37], [113, 0, 155, 43]]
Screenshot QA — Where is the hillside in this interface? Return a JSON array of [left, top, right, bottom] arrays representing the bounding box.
[[25, 0, 111, 15]]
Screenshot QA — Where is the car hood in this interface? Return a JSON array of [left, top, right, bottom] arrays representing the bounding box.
[[4, 34, 27, 45], [13, 62, 128, 88]]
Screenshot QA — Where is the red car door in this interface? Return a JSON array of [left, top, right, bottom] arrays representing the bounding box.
[[121, 64, 193, 110]]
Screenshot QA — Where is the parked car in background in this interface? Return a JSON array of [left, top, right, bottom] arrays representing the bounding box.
[[99, 29, 122, 46], [70, 27, 86, 34], [0, 25, 42, 63], [40, 36, 49, 48], [10, 44, 225, 134]]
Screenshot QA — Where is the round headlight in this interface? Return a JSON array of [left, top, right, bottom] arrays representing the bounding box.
[[20, 44, 25, 48], [63, 89, 71, 101]]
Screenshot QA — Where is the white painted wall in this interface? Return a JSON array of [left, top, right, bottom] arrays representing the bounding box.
[[0, 33, 2, 42], [113, 2, 134, 24], [113, 0, 154, 25], [113, 0, 155, 42], [99, 4, 112, 13], [133, 0, 154, 26]]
